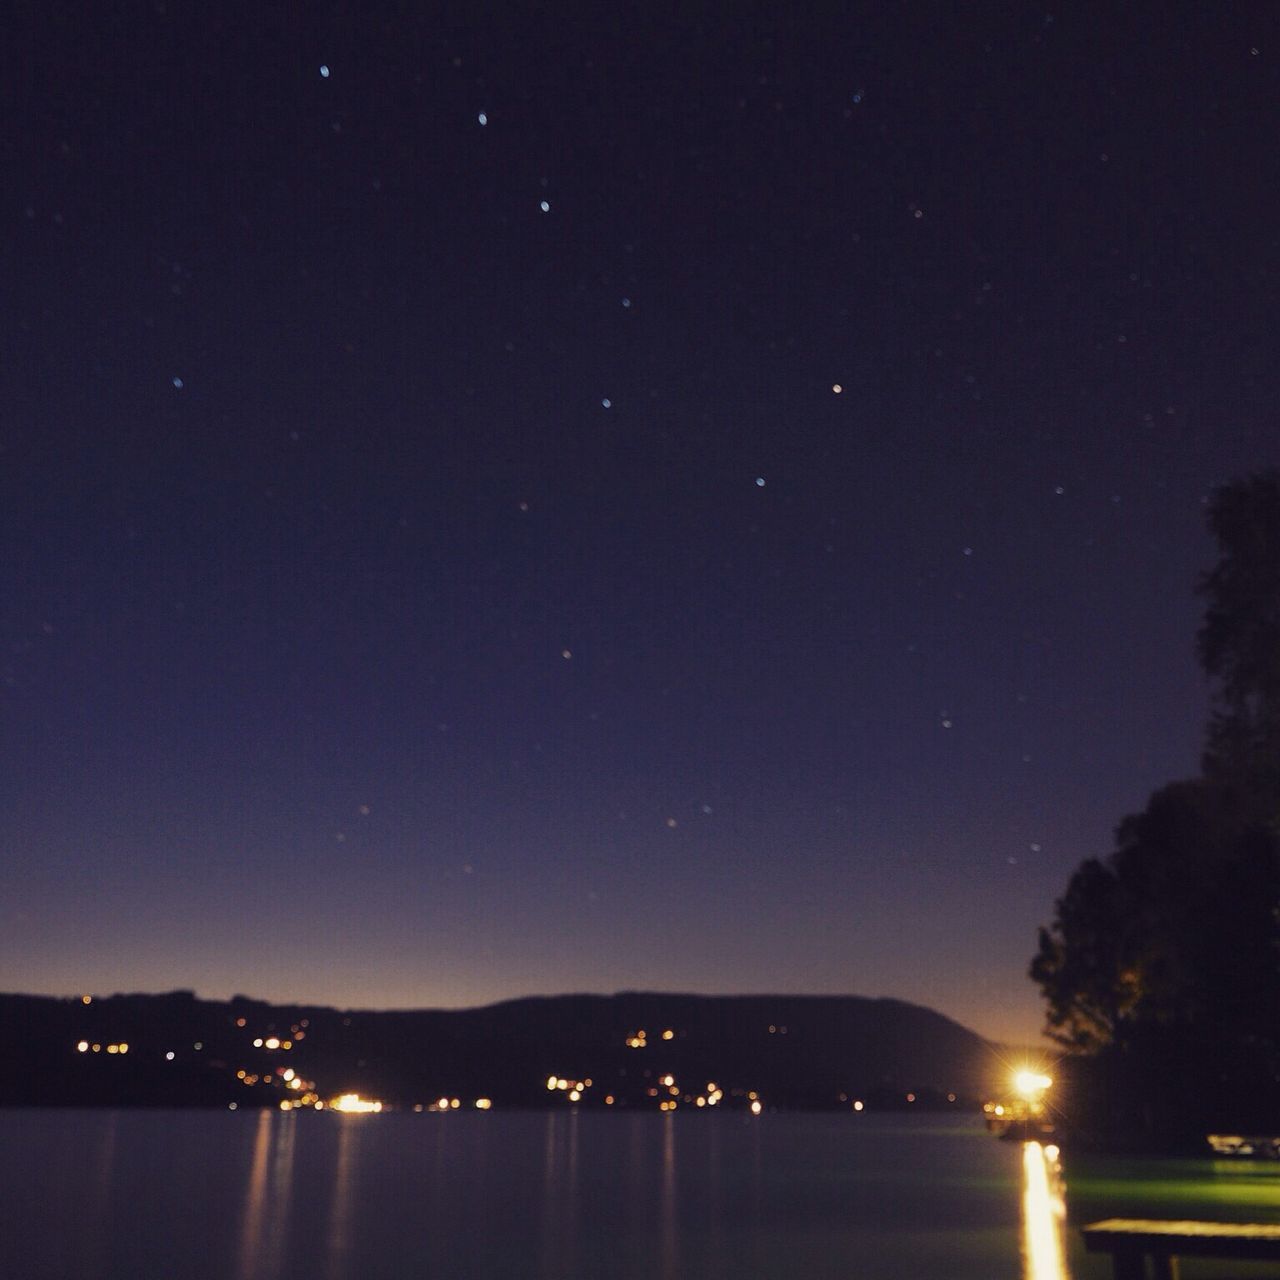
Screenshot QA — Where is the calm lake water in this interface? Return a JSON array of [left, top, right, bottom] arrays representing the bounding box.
[[3, 1109, 1279, 1279]]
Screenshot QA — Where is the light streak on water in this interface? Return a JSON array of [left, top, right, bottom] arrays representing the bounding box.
[[236, 1110, 273, 1280], [660, 1111, 678, 1279], [1022, 1140, 1071, 1280], [325, 1114, 362, 1280]]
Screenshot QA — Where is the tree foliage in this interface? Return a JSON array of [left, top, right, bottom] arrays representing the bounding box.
[[1030, 857, 1136, 1053], [1032, 471, 1280, 1143], [1033, 781, 1278, 1050], [1198, 468, 1280, 809]]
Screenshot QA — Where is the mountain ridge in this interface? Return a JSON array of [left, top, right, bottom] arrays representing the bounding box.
[[1, 988, 1014, 1109]]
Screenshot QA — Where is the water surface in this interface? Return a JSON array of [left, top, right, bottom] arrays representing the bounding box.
[[2, 1109, 1274, 1279]]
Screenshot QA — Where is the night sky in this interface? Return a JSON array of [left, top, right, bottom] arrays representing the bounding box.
[[4, 2, 1277, 1046]]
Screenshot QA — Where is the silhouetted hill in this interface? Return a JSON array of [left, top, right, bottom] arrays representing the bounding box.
[[0, 989, 1007, 1110]]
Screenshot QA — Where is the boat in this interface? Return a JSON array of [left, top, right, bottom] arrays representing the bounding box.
[[984, 1100, 1055, 1140], [1207, 1134, 1280, 1159], [983, 1068, 1056, 1139]]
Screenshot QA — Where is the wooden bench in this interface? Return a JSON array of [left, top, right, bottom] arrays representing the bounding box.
[[1082, 1217, 1280, 1279]]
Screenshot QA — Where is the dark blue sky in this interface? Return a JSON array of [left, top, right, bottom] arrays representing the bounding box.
[[3, 1, 1277, 1043]]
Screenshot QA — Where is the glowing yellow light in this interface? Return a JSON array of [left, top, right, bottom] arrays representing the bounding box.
[[437, 1097, 450, 1110], [556, 1078, 568, 1090], [237, 1070, 246, 1079], [81, 995, 92, 1005], [995, 1104, 1006, 1117], [76, 1041, 89, 1053], [1015, 1071, 1053, 1098], [289, 1078, 302, 1089], [450, 1098, 460, 1109], [253, 1038, 263, 1048], [107, 1044, 119, 1054], [264, 1037, 280, 1050], [750, 1100, 762, 1115], [661, 1074, 674, 1087], [546, 1075, 558, 1091], [605, 1095, 614, 1105], [280, 1100, 292, 1111], [475, 1098, 492, 1110], [583, 1079, 592, 1088], [314, 1101, 324, 1110], [696, 1097, 706, 1107], [662, 1029, 674, 1040], [281, 1041, 291, 1050], [92, 1044, 101, 1053], [568, 1089, 581, 1102], [853, 1100, 864, 1112], [283, 1068, 295, 1081]]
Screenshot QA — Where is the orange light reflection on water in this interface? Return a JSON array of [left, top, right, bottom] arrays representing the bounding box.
[[235, 1110, 272, 1280], [1022, 1141, 1071, 1280]]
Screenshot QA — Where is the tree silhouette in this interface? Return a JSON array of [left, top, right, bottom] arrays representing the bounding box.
[[1032, 471, 1280, 1144], [1199, 468, 1280, 810], [1031, 856, 1136, 1053]]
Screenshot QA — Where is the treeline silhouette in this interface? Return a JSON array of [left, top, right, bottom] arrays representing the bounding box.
[[1032, 471, 1280, 1151]]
